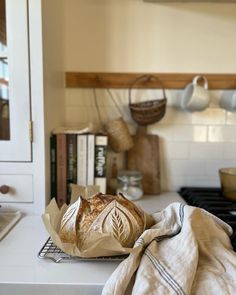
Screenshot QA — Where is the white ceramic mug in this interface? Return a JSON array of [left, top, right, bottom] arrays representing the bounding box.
[[219, 91, 236, 112], [181, 75, 210, 112]]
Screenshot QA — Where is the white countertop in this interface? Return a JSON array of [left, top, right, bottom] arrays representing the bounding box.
[[0, 192, 186, 295]]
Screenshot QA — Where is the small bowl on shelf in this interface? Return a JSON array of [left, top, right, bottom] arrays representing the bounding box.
[[219, 167, 236, 201]]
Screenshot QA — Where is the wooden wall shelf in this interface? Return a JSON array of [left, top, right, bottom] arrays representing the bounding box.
[[65, 72, 236, 90]]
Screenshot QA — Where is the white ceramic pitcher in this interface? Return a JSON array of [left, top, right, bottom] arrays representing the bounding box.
[[181, 75, 210, 112]]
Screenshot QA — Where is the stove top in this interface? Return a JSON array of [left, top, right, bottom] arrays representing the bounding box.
[[178, 187, 236, 251]]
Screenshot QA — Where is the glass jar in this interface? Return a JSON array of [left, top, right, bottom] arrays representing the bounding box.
[[116, 170, 143, 201]]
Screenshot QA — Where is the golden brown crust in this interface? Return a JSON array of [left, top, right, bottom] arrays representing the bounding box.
[[59, 193, 146, 248], [77, 193, 117, 242]]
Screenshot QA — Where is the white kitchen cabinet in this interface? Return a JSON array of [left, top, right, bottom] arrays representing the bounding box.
[[0, 0, 65, 214], [0, 0, 31, 162]]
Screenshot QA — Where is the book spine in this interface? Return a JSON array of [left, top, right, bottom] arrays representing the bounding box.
[[56, 134, 67, 207], [94, 135, 108, 193], [50, 135, 57, 200], [67, 134, 77, 203], [87, 134, 95, 185], [77, 134, 88, 186]]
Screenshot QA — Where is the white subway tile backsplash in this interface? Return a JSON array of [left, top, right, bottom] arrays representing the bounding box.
[[206, 159, 236, 178], [208, 126, 224, 142], [226, 112, 236, 125], [161, 141, 189, 159], [192, 126, 208, 142], [161, 175, 188, 192], [65, 88, 236, 191], [148, 124, 174, 141], [93, 89, 117, 107], [165, 90, 183, 108], [190, 142, 224, 159], [169, 159, 206, 177], [191, 108, 226, 125], [209, 90, 223, 108], [187, 176, 220, 188], [168, 160, 190, 176], [150, 125, 207, 142], [159, 107, 192, 125], [223, 143, 236, 159], [223, 126, 236, 142]]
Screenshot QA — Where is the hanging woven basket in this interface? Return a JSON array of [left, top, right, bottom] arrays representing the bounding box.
[[128, 74, 167, 126], [93, 88, 134, 153]]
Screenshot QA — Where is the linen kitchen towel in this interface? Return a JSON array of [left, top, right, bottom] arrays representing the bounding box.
[[102, 203, 236, 295]]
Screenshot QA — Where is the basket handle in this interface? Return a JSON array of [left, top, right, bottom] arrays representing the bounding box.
[[95, 75, 124, 117], [93, 88, 105, 128], [128, 74, 166, 105], [93, 76, 125, 127]]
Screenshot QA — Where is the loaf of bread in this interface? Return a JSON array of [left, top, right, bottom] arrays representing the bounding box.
[[59, 192, 146, 248]]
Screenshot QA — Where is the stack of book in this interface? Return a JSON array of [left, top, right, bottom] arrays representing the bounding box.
[[50, 129, 108, 207]]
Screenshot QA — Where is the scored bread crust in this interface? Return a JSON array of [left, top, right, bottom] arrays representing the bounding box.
[[59, 193, 146, 248]]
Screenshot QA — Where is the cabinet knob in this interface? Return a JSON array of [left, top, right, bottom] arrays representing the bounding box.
[[0, 185, 10, 194]]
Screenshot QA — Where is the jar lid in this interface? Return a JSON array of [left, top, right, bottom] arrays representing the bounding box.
[[117, 170, 142, 183]]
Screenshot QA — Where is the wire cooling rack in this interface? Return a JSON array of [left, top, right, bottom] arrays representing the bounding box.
[[38, 237, 128, 263]]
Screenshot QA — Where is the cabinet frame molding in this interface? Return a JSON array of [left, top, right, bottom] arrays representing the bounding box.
[[66, 72, 236, 90]]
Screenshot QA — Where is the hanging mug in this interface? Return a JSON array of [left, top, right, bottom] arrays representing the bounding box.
[[181, 75, 210, 112], [219, 91, 236, 112]]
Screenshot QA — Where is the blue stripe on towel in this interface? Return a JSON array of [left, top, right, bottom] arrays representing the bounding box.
[[155, 231, 180, 243], [143, 204, 186, 294], [145, 249, 185, 295], [154, 204, 185, 243], [135, 237, 145, 246]]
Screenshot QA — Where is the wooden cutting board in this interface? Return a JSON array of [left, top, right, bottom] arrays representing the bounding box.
[[127, 126, 160, 195]]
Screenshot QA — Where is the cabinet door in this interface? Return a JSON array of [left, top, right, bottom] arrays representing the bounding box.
[[0, 0, 31, 162]]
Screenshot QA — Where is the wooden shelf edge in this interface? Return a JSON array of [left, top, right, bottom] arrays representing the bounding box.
[[65, 72, 236, 90]]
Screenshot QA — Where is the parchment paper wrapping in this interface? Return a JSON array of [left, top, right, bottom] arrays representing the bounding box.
[[42, 185, 154, 258]]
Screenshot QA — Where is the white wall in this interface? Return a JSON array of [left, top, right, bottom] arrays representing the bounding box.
[[42, 0, 65, 208], [63, 0, 236, 191], [64, 0, 236, 73], [29, 0, 65, 213]]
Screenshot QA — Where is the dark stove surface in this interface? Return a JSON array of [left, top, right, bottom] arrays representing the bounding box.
[[178, 187, 236, 251]]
